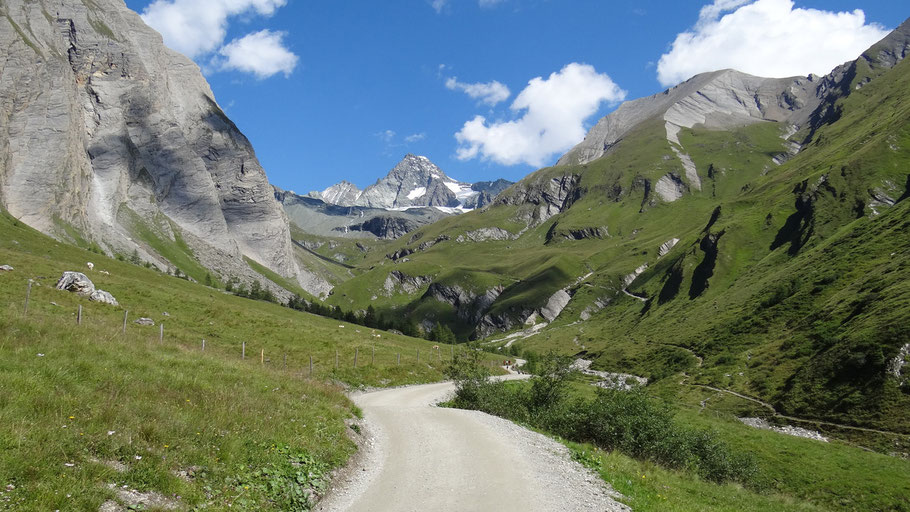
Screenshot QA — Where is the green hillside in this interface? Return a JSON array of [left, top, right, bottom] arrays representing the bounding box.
[[314, 46, 910, 439], [0, 210, 474, 510]]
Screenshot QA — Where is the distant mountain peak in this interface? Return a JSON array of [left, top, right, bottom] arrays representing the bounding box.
[[311, 155, 512, 211]]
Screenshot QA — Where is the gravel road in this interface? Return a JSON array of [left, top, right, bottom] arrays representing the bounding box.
[[317, 378, 629, 512]]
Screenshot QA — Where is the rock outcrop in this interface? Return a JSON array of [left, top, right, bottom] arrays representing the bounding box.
[[456, 227, 515, 243], [345, 216, 418, 240], [0, 0, 321, 295], [545, 223, 608, 243], [424, 283, 504, 324], [473, 287, 572, 339], [495, 174, 582, 226], [383, 271, 433, 296], [658, 238, 680, 258]]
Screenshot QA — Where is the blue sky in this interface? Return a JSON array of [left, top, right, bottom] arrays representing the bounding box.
[[123, 0, 907, 193]]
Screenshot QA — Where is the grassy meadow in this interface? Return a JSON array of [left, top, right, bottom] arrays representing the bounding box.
[[0, 210, 482, 510]]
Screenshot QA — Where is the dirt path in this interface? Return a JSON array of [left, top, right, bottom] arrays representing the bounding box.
[[317, 378, 628, 512], [688, 383, 909, 438]]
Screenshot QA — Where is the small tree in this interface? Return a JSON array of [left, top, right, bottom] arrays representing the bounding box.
[[363, 305, 378, 328], [445, 343, 490, 405], [525, 352, 575, 412]]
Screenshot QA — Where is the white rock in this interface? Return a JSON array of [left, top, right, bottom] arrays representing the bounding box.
[[89, 290, 119, 306], [55, 272, 95, 297], [658, 238, 680, 257]]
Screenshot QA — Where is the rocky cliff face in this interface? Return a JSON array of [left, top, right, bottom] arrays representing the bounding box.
[[557, 69, 821, 168], [311, 180, 362, 206], [275, 186, 449, 240], [0, 0, 323, 294], [560, 19, 910, 172]]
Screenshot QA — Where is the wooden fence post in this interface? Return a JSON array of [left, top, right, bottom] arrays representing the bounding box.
[[284, 353, 287, 370], [335, 349, 338, 369], [242, 342, 246, 360], [159, 323, 163, 343], [354, 347, 359, 368], [77, 305, 82, 325], [417, 349, 420, 363], [397, 353, 401, 366], [202, 339, 205, 351], [260, 349, 264, 365], [24, 280, 32, 316], [371, 344, 375, 366], [122, 310, 128, 335], [309, 356, 313, 377], [451, 344, 454, 360]]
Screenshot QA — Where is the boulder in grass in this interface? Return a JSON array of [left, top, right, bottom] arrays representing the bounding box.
[[0, 265, 13, 271], [89, 290, 119, 306], [55, 271, 95, 297], [134, 318, 155, 326]]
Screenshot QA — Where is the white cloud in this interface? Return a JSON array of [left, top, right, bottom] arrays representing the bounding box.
[[455, 63, 626, 167], [430, 0, 506, 13], [445, 77, 511, 106], [404, 133, 427, 143], [140, 0, 297, 79], [430, 0, 448, 13], [376, 130, 396, 142], [141, 0, 285, 57], [218, 30, 297, 79], [657, 0, 890, 87]]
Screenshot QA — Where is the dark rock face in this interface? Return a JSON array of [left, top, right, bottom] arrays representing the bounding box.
[[345, 216, 419, 240], [387, 235, 450, 261], [383, 271, 433, 296], [546, 223, 609, 243], [424, 283, 504, 324], [689, 230, 725, 300], [496, 174, 583, 226]]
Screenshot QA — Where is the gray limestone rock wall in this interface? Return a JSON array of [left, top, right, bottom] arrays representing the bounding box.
[[0, 0, 325, 295]]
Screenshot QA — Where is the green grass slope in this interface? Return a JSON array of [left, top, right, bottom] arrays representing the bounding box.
[[319, 53, 910, 440], [0, 210, 472, 510]]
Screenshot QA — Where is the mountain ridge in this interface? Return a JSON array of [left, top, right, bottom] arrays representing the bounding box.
[[310, 154, 512, 211]]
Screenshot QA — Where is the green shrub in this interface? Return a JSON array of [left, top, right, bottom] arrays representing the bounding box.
[[446, 354, 757, 485]]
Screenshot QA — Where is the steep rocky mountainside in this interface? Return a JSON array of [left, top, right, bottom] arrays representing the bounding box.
[[275, 186, 449, 240], [310, 154, 512, 211], [288, 155, 512, 242], [0, 0, 329, 296], [323, 20, 910, 435]]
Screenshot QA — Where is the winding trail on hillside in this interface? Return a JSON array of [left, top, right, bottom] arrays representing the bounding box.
[[662, 343, 908, 438], [317, 376, 628, 512]]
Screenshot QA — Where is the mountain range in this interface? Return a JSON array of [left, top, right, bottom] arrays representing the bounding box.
[[308, 154, 512, 211], [273, 154, 512, 241]]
